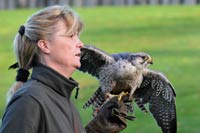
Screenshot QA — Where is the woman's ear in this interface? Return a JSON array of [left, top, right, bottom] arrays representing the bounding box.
[[37, 40, 50, 54]]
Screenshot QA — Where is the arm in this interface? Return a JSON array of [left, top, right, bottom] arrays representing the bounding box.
[[0, 95, 43, 133]]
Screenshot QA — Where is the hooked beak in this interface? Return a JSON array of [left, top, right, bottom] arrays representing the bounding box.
[[146, 56, 153, 64]]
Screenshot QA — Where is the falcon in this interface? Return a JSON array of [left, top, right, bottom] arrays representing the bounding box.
[[79, 45, 177, 133], [80, 45, 152, 109]]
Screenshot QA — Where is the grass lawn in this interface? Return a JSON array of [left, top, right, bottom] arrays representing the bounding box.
[[0, 5, 200, 132]]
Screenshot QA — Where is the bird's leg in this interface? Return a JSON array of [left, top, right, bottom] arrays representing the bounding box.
[[103, 80, 117, 100], [105, 93, 116, 100], [118, 91, 129, 101], [129, 84, 137, 100], [105, 91, 128, 102]]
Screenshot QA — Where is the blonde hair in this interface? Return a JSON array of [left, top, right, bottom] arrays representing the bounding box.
[[7, 5, 83, 102]]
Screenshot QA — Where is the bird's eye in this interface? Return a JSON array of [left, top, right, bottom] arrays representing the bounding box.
[[141, 56, 146, 60]]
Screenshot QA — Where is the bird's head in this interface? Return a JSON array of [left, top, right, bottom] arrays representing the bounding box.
[[128, 52, 153, 69]]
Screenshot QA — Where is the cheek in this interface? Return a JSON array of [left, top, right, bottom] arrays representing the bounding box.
[[50, 45, 70, 61], [63, 47, 77, 62]]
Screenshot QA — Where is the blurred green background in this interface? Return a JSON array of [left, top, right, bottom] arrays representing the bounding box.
[[0, 6, 200, 132]]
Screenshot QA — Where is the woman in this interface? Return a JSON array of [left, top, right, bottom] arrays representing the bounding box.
[[0, 5, 128, 133]]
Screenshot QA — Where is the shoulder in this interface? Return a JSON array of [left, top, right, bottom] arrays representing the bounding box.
[[4, 81, 44, 122], [9, 79, 49, 105], [1, 93, 44, 132], [7, 86, 42, 110]]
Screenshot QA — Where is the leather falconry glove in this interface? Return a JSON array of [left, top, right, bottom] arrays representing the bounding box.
[[85, 96, 135, 133]]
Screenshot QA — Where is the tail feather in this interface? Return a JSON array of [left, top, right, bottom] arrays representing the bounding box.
[[83, 87, 104, 109], [125, 102, 134, 113], [135, 98, 148, 113]]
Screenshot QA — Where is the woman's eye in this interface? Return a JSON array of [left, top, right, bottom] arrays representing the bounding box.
[[70, 33, 77, 38], [61, 32, 79, 38]]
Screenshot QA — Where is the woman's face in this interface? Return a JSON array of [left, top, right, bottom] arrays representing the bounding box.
[[43, 19, 84, 77]]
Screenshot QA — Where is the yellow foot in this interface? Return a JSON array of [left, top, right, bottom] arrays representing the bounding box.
[[118, 91, 129, 101], [106, 93, 117, 99]]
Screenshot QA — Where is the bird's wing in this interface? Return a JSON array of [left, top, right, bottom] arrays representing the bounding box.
[[134, 69, 177, 133], [112, 52, 132, 61], [79, 45, 115, 78]]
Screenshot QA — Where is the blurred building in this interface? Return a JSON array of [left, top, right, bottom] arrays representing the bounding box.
[[0, 0, 200, 9]]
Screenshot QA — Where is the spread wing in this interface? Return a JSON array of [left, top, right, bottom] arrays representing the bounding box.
[[79, 45, 115, 78], [134, 69, 177, 133], [112, 52, 177, 132]]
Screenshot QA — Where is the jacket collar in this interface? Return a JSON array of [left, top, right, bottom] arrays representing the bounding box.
[[31, 63, 79, 98]]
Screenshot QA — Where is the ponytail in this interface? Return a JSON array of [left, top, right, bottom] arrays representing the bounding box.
[[7, 26, 37, 102]]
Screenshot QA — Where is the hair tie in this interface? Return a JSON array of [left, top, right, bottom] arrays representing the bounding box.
[[18, 25, 25, 36], [16, 68, 30, 82]]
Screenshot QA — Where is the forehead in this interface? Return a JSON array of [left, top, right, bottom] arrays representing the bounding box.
[[54, 20, 68, 33]]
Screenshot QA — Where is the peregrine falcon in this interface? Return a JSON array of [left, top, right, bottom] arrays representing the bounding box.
[[80, 45, 152, 106], [79, 45, 177, 133]]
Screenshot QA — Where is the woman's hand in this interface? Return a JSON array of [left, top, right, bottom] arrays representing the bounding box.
[[85, 96, 135, 133]]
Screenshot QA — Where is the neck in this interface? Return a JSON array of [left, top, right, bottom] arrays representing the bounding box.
[[43, 62, 76, 79], [39, 55, 76, 79]]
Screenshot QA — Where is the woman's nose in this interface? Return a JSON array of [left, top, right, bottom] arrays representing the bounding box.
[[74, 35, 84, 48], [78, 40, 84, 48]]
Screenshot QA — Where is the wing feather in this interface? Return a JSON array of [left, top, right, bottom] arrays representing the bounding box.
[[112, 52, 131, 61], [79, 45, 115, 77], [134, 69, 177, 133]]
